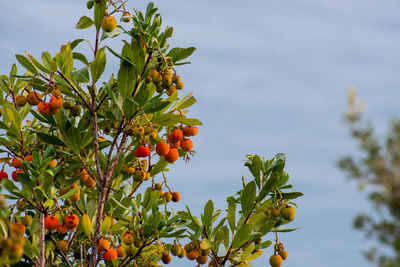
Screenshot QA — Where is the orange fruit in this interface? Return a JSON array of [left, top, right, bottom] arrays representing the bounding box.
[[162, 253, 172, 264], [26, 91, 41, 105], [11, 157, 23, 168], [169, 129, 183, 143], [103, 248, 118, 262], [44, 215, 59, 230], [10, 222, 26, 236], [64, 214, 79, 229], [164, 148, 179, 163], [25, 155, 33, 162], [180, 138, 193, 151], [117, 246, 124, 257], [99, 238, 110, 250], [84, 177, 96, 188], [48, 160, 57, 168], [57, 224, 68, 235], [49, 96, 63, 109], [101, 16, 117, 32], [38, 102, 50, 114], [172, 192, 181, 202], [269, 255, 283, 267], [156, 142, 170, 156]]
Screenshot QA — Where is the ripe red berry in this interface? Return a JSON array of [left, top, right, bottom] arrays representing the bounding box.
[[0, 171, 8, 181], [12, 170, 23, 182], [135, 146, 150, 158], [44, 215, 59, 230]]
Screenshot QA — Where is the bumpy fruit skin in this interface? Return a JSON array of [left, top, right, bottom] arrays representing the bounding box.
[[172, 192, 181, 202], [25, 155, 33, 162], [196, 255, 208, 264], [271, 208, 280, 218], [133, 238, 144, 248], [135, 146, 150, 158], [69, 105, 82, 116], [156, 142, 170, 156], [281, 206, 295, 221], [99, 238, 110, 250], [122, 232, 134, 245], [170, 129, 183, 143], [11, 157, 23, 168], [162, 253, 172, 264], [103, 248, 118, 262], [269, 255, 283, 267], [12, 170, 23, 182], [57, 224, 68, 235], [101, 16, 117, 32], [84, 177, 96, 188], [26, 91, 41, 105], [21, 215, 33, 227], [186, 250, 199, 261], [49, 96, 63, 109], [164, 148, 179, 163], [65, 214, 79, 228], [57, 240, 68, 253], [163, 192, 173, 202], [278, 249, 288, 260], [117, 246, 124, 257], [38, 102, 50, 114], [63, 101, 72, 109], [178, 248, 186, 258], [0, 170, 8, 181], [180, 138, 193, 152], [183, 126, 198, 137], [171, 244, 181, 256], [44, 215, 59, 230], [15, 95, 27, 106]]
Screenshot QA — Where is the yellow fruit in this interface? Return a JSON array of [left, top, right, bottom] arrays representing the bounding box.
[[122, 12, 131, 22], [171, 244, 181, 256], [271, 208, 280, 218], [269, 255, 283, 267], [101, 16, 117, 32], [278, 249, 288, 260], [15, 95, 27, 107], [122, 232, 134, 245], [57, 240, 69, 253], [281, 206, 295, 221], [21, 215, 32, 227]]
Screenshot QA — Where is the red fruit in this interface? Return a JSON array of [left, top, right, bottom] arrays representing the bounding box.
[[103, 248, 118, 262], [64, 214, 79, 228], [44, 215, 59, 230], [0, 171, 8, 181], [156, 142, 170, 156], [135, 146, 150, 158], [180, 138, 193, 152], [169, 129, 183, 143], [49, 96, 63, 109], [164, 148, 179, 163], [25, 155, 33, 162], [12, 170, 23, 182], [11, 157, 23, 168]]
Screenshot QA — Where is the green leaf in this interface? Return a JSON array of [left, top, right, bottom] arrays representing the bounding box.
[[227, 197, 236, 233], [281, 192, 303, 200], [117, 61, 136, 98], [176, 96, 196, 110], [15, 54, 38, 74], [240, 243, 255, 261], [167, 47, 196, 63], [17, 172, 35, 187], [232, 224, 254, 249], [73, 52, 89, 65], [122, 98, 138, 119], [258, 172, 280, 202], [203, 199, 214, 229], [101, 216, 112, 235], [55, 43, 74, 78], [59, 188, 78, 199], [76, 16, 94, 29], [244, 248, 263, 263], [28, 128, 66, 147], [41, 52, 58, 73], [26, 52, 51, 74], [152, 113, 202, 126], [90, 47, 106, 83], [94, 0, 106, 31], [72, 67, 90, 83], [149, 157, 168, 176], [241, 181, 256, 217], [82, 214, 92, 237]]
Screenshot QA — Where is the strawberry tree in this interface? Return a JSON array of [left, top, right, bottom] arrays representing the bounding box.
[[0, 1, 302, 266]]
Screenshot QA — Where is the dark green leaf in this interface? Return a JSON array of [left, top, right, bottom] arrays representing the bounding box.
[[90, 47, 106, 83], [232, 224, 254, 249], [167, 47, 196, 63], [241, 181, 256, 217], [15, 55, 38, 74]]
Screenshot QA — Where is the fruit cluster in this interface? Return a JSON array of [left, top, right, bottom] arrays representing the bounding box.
[[269, 242, 289, 267], [0, 221, 27, 264], [147, 68, 185, 96]]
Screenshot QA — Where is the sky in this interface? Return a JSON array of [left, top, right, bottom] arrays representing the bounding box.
[[1, 0, 400, 266]]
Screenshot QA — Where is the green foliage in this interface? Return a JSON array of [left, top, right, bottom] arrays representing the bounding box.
[[338, 89, 400, 267]]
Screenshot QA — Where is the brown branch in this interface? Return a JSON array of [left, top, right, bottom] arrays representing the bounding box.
[[50, 234, 73, 267], [56, 71, 92, 113], [118, 238, 157, 267]]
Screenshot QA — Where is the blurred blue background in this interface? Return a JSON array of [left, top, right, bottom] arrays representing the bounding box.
[[2, 0, 400, 266]]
